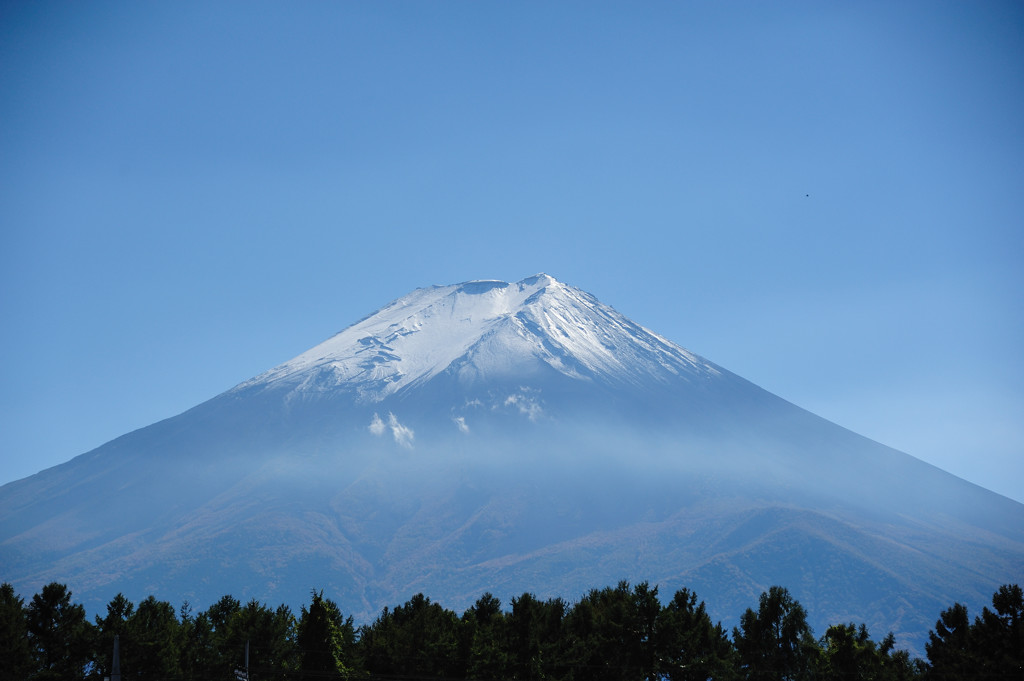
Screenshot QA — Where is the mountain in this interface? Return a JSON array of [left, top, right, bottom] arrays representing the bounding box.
[[1, 274, 1021, 655]]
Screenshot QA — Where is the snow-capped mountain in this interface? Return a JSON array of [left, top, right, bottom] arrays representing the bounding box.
[[237, 273, 721, 407], [1, 274, 1021, 656], [226, 274, 754, 446]]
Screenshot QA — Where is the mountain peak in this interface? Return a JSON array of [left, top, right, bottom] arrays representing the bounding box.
[[518, 272, 558, 287], [237, 275, 718, 404]]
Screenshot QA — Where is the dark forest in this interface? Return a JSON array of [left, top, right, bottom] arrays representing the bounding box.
[[2, 580, 1019, 681]]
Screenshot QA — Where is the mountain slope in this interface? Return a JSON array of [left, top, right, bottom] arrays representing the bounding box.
[[1, 274, 1021, 656]]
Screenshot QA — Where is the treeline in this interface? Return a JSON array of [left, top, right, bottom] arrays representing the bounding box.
[[1, 580, 1021, 680]]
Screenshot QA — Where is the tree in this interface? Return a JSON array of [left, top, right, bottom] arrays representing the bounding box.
[[733, 586, 817, 681], [924, 602, 973, 679], [126, 596, 183, 680], [972, 583, 1023, 679], [818, 624, 928, 681], [819, 623, 881, 680], [198, 594, 243, 677], [506, 592, 566, 680], [877, 632, 926, 681], [205, 594, 242, 633], [226, 599, 297, 678], [358, 593, 464, 679], [926, 584, 1024, 680], [178, 603, 217, 681], [561, 580, 661, 681], [90, 593, 134, 680], [297, 590, 352, 680], [463, 592, 508, 681], [25, 582, 93, 681], [655, 587, 737, 681], [95, 593, 134, 634], [0, 583, 34, 681]]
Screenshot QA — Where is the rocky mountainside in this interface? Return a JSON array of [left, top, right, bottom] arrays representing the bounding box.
[[1, 274, 1021, 655]]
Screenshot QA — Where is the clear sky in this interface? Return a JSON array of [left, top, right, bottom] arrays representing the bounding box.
[[2, 1, 1022, 502]]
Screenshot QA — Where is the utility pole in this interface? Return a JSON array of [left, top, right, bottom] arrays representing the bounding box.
[[110, 634, 121, 681]]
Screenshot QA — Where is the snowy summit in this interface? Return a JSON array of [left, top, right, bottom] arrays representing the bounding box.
[[239, 274, 719, 403]]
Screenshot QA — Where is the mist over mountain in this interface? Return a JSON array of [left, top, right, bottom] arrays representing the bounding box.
[[1, 274, 1021, 655]]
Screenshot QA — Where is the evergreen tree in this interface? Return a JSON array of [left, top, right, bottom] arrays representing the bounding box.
[[0, 583, 34, 681], [877, 632, 926, 681], [358, 593, 464, 679], [655, 587, 737, 681], [227, 599, 298, 678], [818, 623, 882, 680], [90, 593, 133, 680], [95, 593, 134, 634], [972, 583, 1023, 680], [297, 590, 352, 680], [926, 584, 1023, 680], [506, 592, 566, 680], [127, 596, 183, 680], [179, 604, 218, 681], [733, 586, 817, 681], [176, 594, 254, 679], [924, 602, 973, 679], [561, 580, 661, 681], [463, 592, 508, 680], [25, 583, 93, 681], [206, 594, 242, 634]]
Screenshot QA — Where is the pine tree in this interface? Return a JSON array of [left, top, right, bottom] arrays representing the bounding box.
[[25, 583, 93, 681], [297, 590, 351, 680], [733, 586, 817, 681], [464, 593, 508, 680], [127, 596, 182, 680], [655, 587, 737, 681], [0, 583, 33, 681]]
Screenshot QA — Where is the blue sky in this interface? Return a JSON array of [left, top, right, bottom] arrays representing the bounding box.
[[1, 1, 1022, 502]]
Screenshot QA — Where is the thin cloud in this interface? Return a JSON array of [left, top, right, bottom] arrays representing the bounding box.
[[369, 412, 414, 448], [389, 413, 414, 448], [504, 391, 543, 421]]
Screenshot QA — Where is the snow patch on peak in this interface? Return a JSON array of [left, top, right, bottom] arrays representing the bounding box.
[[236, 274, 721, 402]]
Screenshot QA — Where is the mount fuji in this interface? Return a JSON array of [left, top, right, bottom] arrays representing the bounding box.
[[1, 274, 1021, 654]]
